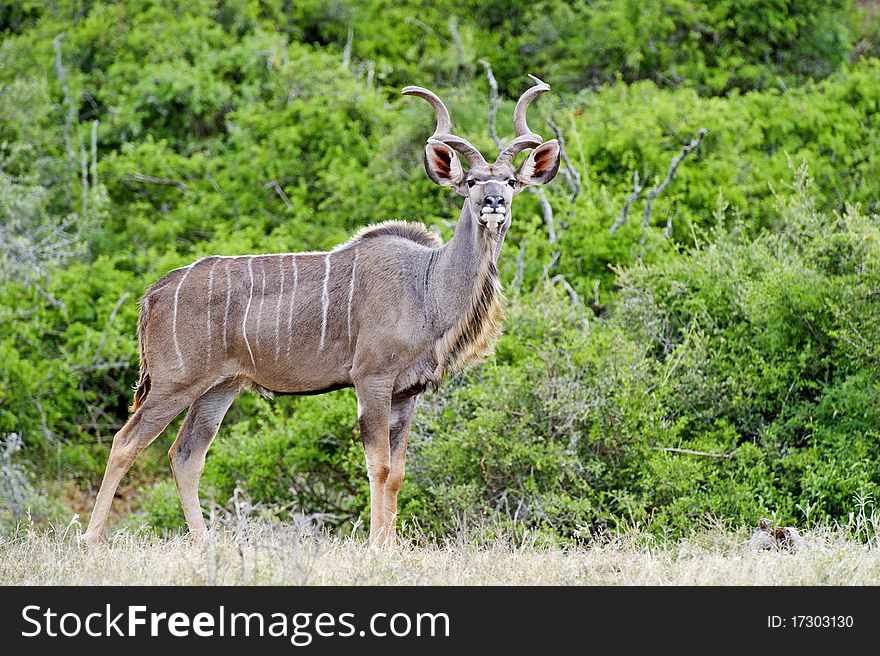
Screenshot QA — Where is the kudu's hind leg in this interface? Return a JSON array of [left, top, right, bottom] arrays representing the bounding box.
[[83, 386, 199, 545], [168, 382, 240, 538], [354, 376, 393, 547], [383, 394, 418, 545]]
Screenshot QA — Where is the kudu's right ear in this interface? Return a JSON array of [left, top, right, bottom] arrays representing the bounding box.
[[424, 139, 465, 190], [516, 139, 561, 187]]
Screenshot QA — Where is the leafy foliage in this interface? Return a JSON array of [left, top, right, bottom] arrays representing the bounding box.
[[1, 0, 878, 540]]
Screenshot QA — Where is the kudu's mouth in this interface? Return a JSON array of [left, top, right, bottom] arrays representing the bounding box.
[[479, 205, 507, 235]]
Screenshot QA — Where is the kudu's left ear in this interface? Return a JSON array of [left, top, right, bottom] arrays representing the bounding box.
[[516, 140, 561, 187], [424, 138, 465, 189]]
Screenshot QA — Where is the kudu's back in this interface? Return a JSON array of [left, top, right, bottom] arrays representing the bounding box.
[[133, 221, 446, 408]]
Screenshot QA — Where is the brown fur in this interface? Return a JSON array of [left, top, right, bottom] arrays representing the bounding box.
[[84, 79, 561, 548], [129, 296, 151, 412], [353, 220, 442, 248], [434, 237, 504, 377]]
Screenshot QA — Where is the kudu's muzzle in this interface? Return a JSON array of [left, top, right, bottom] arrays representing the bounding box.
[[484, 194, 504, 211], [477, 183, 508, 235]]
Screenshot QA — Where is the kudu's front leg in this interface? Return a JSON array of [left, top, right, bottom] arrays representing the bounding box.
[[354, 376, 393, 546], [384, 394, 418, 545]]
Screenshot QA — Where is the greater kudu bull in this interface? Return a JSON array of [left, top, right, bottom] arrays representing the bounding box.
[[83, 76, 561, 546]]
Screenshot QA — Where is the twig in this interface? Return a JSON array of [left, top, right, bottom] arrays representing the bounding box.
[[642, 128, 707, 230], [91, 120, 99, 191], [92, 292, 130, 365], [122, 173, 189, 191], [655, 446, 734, 459], [550, 274, 582, 306], [531, 186, 561, 279], [342, 26, 353, 70], [547, 117, 581, 202], [71, 360, 131, 373], [405, 17, 448, 44], [522, 184, 561, 278], [265, 180, 292, 209], [52, 33, 75, 163], [664, 211, 676, 240], [35, 400, 54, 445], [80, 146, 88, 217], [611, 128, 707, 235], [610, 170, 644, 233], [448, 18, 469, 77], [479, 59, 503, 153], [522, 189, 552, 243], [207, 176, 222, 194], [512, 239, 526, 296]]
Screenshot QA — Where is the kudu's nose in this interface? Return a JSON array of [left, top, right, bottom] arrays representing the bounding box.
[[484, 195, 504, 211]]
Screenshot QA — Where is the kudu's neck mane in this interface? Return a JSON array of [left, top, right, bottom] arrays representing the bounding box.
[[429, 200, 505, 380]]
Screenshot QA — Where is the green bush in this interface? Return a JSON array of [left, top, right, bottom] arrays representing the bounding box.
[[2, 1, 879, 541], [133, 169, 879, 539]]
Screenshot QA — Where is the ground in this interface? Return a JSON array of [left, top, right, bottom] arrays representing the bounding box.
[[1, 520, 878, 585]]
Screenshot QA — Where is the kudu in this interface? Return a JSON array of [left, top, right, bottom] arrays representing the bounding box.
[[83, 75, 561, 547]]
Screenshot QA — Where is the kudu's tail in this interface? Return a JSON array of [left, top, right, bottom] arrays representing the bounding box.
[[129, 296, 151, 413]]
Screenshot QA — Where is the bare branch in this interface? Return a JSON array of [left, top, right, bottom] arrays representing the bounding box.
[[478, 59, 503, 153], [550, 274, 582, 307], [52, 32, 75, 163], [207, 176, 222, 194], [512, 239, 526, 296], [70, 360, 131, 373], [642, 128, 707, 231], [610, 170, 644, 234], [405, 17, 448, 45], [92, 291, 130, 365], [547, 117, 581, 203], [664, 211, 675, 240], [611, 128, 707, 235], [527, 186, 563, 280], [265, 180, 292, 209], [122, 173, 189, 191], [448, 18, 469, 77], [80, 146, 88, 217], [532, 187, 555, 244], [342, 26, 353, 70], [655, 446, 735, 459], [542, 251, 561, 280], [90, 120, 99, 191]]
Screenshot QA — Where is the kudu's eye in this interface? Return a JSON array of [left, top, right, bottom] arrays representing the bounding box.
[[466, 179, 475, 188], [507, 178, 517, 188]]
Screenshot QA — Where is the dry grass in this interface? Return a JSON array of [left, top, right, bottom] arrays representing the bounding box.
[[2, 518, 879, 585]]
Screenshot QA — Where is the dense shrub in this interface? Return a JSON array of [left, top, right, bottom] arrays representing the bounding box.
[[1, 1, 878, 540], [256, 0, 860, 95], [135, 170, 880, 539]]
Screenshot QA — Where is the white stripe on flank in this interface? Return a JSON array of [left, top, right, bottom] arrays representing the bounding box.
[[172, 265, 194, 368], [286, 255, 298, 358], [275, 255, 284, 361], [207, 258, 217, 361], [223, 261, 232, 353], [347, 248, 358, 345], [256, 259, 266, 351], [320, 253, 331, 349], [242, 257, 256, 369]]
